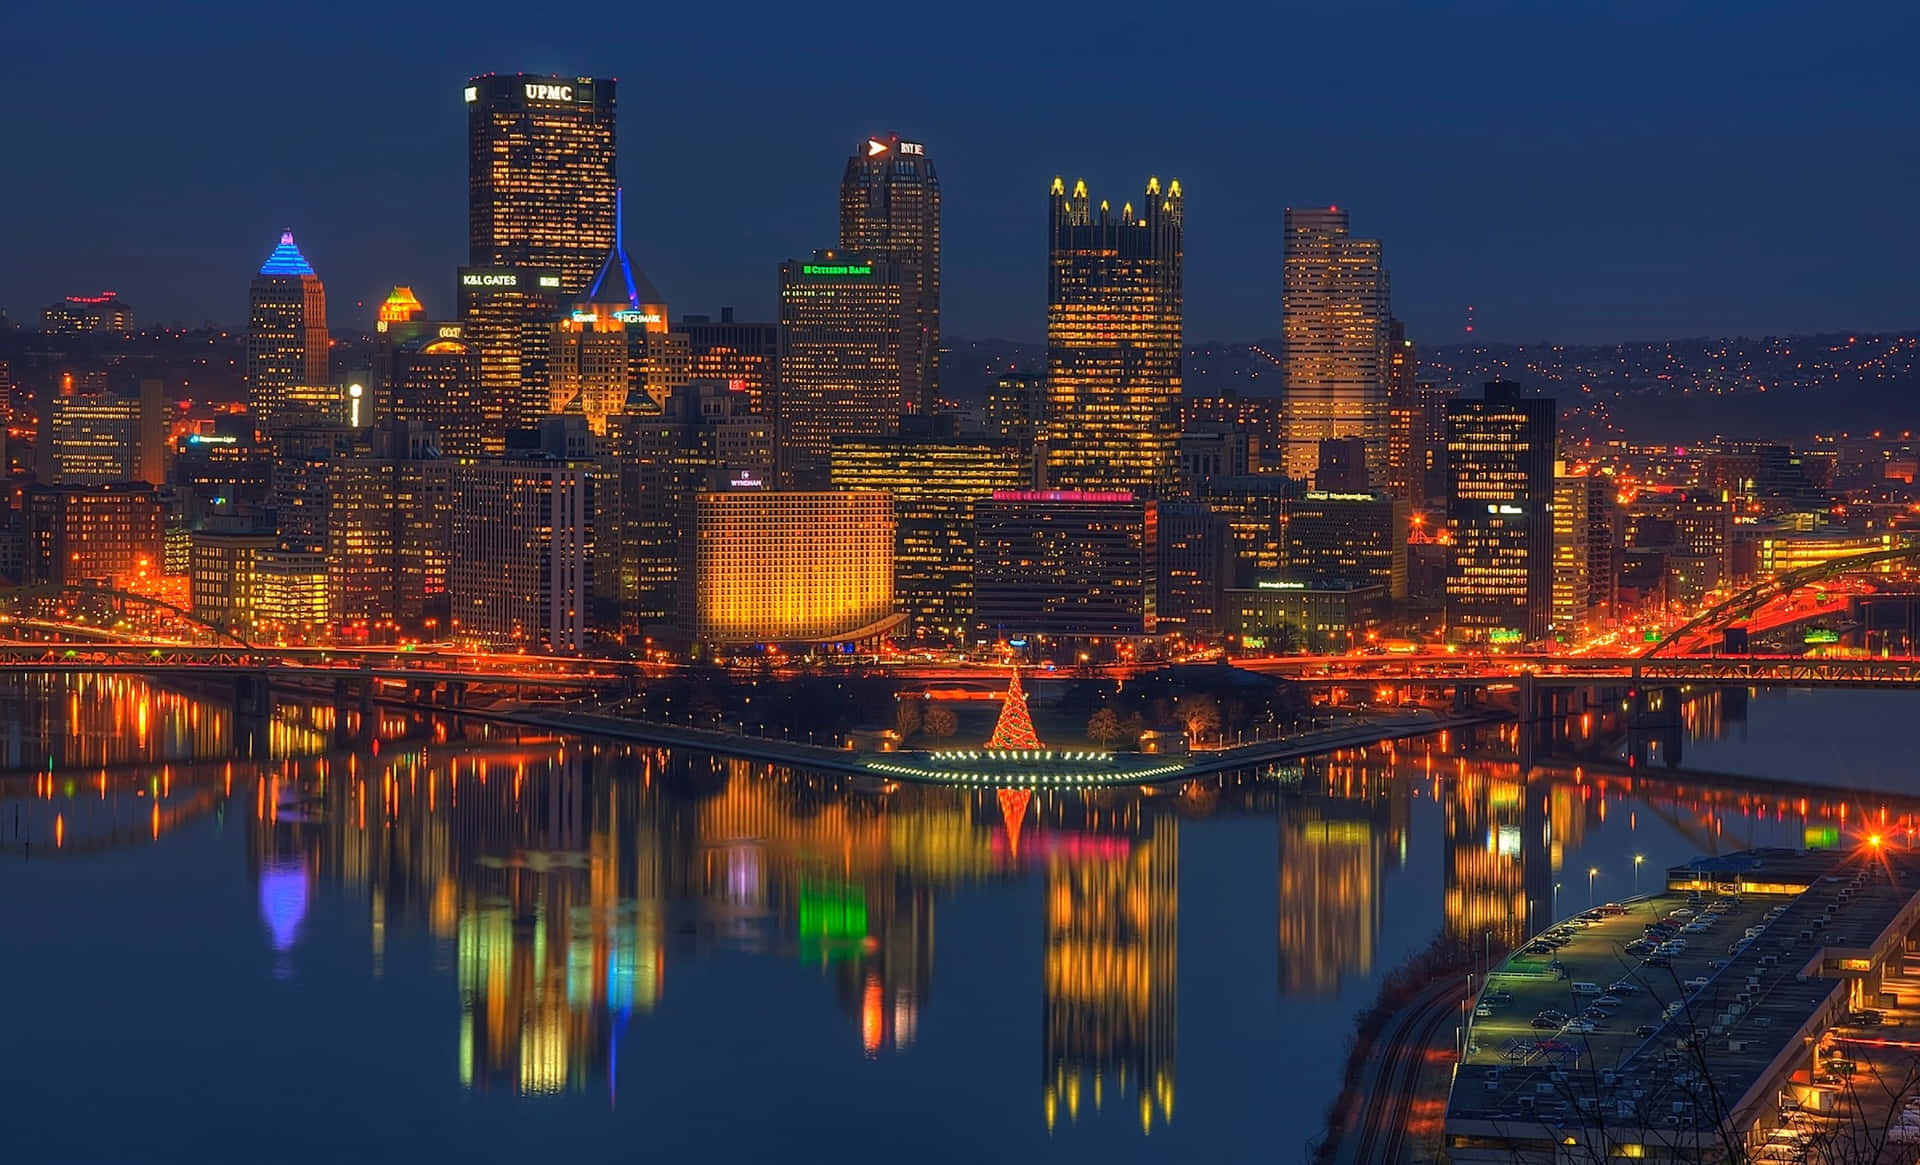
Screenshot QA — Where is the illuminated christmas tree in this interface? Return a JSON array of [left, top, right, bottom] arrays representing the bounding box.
[[987, 666, 1042, 749]]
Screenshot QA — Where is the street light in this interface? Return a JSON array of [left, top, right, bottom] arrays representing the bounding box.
[[1588, 866, 1599, 908], [1553, 881, 1562, 918], [1634, 853, 1645, 895]]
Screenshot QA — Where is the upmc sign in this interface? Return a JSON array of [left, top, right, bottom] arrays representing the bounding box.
[[525, 83, 574, 101]]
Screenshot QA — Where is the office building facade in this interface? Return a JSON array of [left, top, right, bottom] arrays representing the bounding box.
[[841, 134, 940, 414], [455, 267, 564, 447], [1279, 207, 1390, 482], [681, 308, 778, 416], [1225, 579, 1386, 654], [42, 292, 134, 334], [326, 425, 454, 640], [1445, 382, 1556, 642], [374, 322, 488, 457], [42, 379, 166, 485], [1045, 177, 1183, 497], [828, 424, 1028, 644], [973, 490, 1158, 641], [465, 74, 616, 296], [603, 381, 774, 634], [450, 456, 594, 654], [1157, 501, 1229, 635], [23, 482, 163, 590], [685, 490, 898, 646], [246, 231, 330, 434], [775, 252, 915, 486], [1283, 490, 1409, 600]]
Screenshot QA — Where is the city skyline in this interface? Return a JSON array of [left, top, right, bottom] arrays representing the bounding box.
[[9, 1, 1919, 344]]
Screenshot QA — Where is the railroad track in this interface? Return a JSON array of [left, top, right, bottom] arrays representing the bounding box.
[[1344, 979, 1468, 1165]]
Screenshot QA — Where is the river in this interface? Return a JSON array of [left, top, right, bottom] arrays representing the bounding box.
[[1, 676, 1910, 1162]]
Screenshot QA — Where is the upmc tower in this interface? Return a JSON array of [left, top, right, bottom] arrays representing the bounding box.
[[841, 134, 940, 415], [465, 74, 617, 297]]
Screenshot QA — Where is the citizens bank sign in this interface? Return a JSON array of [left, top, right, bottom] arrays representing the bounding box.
[[526, 83, 574, 101]]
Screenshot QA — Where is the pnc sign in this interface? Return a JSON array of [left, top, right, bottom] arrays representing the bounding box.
[[525, 83, 574, 101]]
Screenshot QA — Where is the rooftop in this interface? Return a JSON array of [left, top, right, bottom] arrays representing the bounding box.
[[258, 230, 315, 278]]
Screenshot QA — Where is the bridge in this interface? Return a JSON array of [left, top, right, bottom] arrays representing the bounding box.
[[0, 642, 635, 697]]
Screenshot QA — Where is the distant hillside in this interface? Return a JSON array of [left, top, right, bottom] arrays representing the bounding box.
[[946, 332, 1920, 441]]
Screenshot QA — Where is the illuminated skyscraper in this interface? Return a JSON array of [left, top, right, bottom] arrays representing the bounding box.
[[1279, 208, 1390, 482], [541, 200, 675, 434], [1551, 460, 1594, 637], [1445, 381, 1555, 642], [841, 134, 940, 414], [1045, 176, 1183, 497], [828, 420, 1029, 644], [246, 230, 330, 434], [465, 74, 616, 296], [775, 251, 916, 487], [986, 372, 1046, 445], [1383, 319, 1422, 504]]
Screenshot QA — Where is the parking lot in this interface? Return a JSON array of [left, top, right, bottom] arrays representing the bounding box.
[[1465, 889, 1786, 1073]]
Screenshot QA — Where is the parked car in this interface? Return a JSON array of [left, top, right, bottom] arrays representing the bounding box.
[[1609, 980, 1642, 994], [1635, 1024, 1659, 1038], [1564, 1020, 1596, 1034]]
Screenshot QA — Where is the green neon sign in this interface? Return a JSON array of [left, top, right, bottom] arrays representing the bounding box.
[[801, 264, 873, 277]]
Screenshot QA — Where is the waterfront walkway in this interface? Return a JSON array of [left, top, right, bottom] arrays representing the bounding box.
[[462, 703, 1510, 787]]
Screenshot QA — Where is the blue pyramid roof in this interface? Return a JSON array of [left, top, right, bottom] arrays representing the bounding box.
[[259, 230, 315, 277]]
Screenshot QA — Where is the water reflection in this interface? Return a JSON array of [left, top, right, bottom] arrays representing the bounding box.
[[4, 675, 1916, 1156]]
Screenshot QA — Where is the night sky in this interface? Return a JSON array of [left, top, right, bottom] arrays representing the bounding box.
[[7, 0, 1917, 344]]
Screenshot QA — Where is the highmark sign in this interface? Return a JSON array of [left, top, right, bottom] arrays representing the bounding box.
[[801, 263, 873, 277]]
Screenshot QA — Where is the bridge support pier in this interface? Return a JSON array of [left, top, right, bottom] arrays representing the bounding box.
[[1626, 685, 1685, 769], [331, 675, 376, 747]]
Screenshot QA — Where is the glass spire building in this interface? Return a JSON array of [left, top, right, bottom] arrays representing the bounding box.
[[1044, 176, 1184, 498]]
